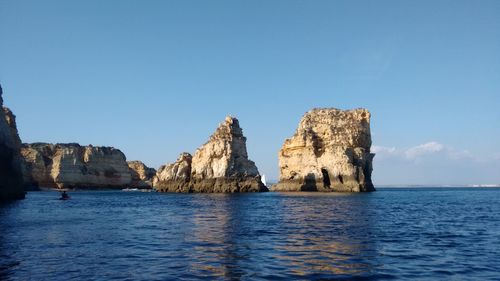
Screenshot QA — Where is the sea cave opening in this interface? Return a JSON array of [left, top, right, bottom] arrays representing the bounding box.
[[321, 168, 330, 188], [338, 175, 344, 184]]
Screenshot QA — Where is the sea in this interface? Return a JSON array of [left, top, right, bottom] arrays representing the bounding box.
[[1, 188, 499, 280]]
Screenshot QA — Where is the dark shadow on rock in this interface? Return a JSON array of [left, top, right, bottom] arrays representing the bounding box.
[[301, 173, 318, 191], [321, 168, 331, 188], [0, 145, 25, 201]]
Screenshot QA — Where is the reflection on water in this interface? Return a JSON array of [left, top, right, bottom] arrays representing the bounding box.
[[188, 196, 237, 278], [274, 193, 377, 277], [184, 193, 377, 279], [1, 189, 500, 280], [0, 204, 19, 280]]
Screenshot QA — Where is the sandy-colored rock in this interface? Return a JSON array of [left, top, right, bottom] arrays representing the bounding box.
[[0, 85, 25, 201], [154, 117, 267, 193], [20, 143, 53, 188], [272, 108, 375, 192], [21, 143, 132, 189], [153, 153, 192, 192], [127, 160, 156, 188]]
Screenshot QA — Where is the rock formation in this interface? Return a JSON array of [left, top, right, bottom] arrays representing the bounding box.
[[3, 107, 22, 148], [127, 161, 156, 188], [4, 107, 33, 188], [154, 116, 267, 192], [272, 108, 375, 192], [21, 143, 133, 189], [153, 153, 192, 192], [0, 85, 25, 201]]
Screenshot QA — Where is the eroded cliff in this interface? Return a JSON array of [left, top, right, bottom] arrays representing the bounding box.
[[154, 117, 267, 192], [127, 160, 156, 188], [153, 152, 192, 192], [272, 108, 375, 192], [0, 85, 25, 201], [22, 143, 132, 189]]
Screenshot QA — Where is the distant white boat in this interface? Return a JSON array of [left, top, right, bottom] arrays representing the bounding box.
[[122, 188, 139, 192], [261, 175, 267, 186]]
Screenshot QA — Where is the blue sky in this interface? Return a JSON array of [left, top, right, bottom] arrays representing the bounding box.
[[1, 0, 499, 185]]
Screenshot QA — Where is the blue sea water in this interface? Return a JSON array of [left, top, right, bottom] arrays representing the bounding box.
[[1, 188, 499, 280]]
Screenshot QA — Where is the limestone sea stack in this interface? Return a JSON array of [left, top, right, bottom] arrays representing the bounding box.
[[0, 85, 25, 201], [21, 143, 133, 189], [153, 152, 192, 192], [272, 108, 375, 192], [154, 116, 268, 192], [127, 161, 156, 188]]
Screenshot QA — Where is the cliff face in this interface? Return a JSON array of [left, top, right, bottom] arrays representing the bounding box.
[[154, 117, 267, 193], [272, 108, 375, 192], [3, 107, 32, 189], [127, 161, 156, 188], [0, 85, 25, 201], [3, 107, 22, 148], [21, 143, 132, 189], [153, 153, 192, 192]]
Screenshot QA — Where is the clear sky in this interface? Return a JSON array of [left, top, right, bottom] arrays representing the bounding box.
[[1, 0, 499, 185]]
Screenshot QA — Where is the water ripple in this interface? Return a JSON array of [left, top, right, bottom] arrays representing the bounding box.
[[0, 188, 499, 280]]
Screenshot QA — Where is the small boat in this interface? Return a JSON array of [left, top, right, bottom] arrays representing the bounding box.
[[261, 174, 267, 187], [122, 188, 139, 192], [59, 191, 70, 200]]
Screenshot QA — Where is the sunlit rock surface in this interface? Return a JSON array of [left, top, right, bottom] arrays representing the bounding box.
[[272, 108, 375, 192], [127, 160, 156, 188], [154, 117, 267, 193], [21, 143, 132, 189], [153, 152, 192, 192]]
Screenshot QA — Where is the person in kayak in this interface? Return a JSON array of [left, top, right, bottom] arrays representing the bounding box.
[[60, 191, 70, 200]]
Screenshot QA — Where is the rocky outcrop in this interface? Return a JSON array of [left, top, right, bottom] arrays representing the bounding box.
[[21, 143, 132, 189], [153, 153, 192, 192], [4, 107, 32, 188], [272, 108, 375, 192], [154, 116, 267, 193], [3, 107, 22, 148], [0, 85, 25, 201], [127, 161, 156, 188]]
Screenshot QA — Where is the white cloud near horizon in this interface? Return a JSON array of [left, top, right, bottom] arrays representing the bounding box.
[[372, 141, 477, 162], [371, 145, 397, 154], [404, 141, 444, 159], [371, 141, 500, 185]]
